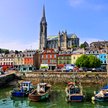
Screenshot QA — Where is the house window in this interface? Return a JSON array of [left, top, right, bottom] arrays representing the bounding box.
[[54, 54, 56, 58], [104, 60, 106, 64]]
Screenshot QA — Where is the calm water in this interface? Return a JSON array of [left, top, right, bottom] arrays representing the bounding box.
[[0, 84, 108, 108]]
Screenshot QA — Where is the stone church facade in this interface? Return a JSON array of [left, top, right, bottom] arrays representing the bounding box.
[[39, 6, 79, 51]]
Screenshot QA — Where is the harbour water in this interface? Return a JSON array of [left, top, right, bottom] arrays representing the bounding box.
[[0, 84, 108, 108]]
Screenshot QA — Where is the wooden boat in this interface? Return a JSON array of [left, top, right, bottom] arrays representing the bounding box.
[[11, 81, 33, 97], [28, 83, 51, 102], [92, 85, 108, 102], [65, 82, 84, 102]]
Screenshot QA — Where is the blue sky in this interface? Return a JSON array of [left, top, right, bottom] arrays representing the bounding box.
[[0, 0, 108, 50]]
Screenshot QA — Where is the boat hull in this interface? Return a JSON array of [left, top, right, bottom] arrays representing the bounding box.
[[11, 91, 28, 97], [95, 96, 108, 102], [66, 95, 84, 102], [29, 92, 49, 102]]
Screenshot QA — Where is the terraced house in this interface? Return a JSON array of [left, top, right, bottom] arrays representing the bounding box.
[[57, 51, 71, 68], [40, 49, 58, 70]]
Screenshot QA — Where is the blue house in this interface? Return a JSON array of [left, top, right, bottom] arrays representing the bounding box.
[[99, 54, 107, 64], [99, 53, 107, 70]]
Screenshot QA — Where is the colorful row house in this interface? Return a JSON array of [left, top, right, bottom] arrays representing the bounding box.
[[57, 51, 71, 69], [40, 49, 58, 70]]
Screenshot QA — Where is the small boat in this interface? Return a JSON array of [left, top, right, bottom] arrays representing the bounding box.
[[92, 85, 108, 102], [65, 82, 84, 102], [28, 83, 51, 102], [11, 81, 33, 97]]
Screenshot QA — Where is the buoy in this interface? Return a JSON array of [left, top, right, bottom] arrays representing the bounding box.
[[91, 96, 95, 101]]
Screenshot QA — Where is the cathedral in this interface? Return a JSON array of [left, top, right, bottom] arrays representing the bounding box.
[[39, 6, 79, 51]]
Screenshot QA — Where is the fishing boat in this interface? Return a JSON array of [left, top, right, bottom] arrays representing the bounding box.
[[92, 85, 108, 102], [11, 81, 33, 97], [65, 81, 84, 102], [28, 83, 51, 102]]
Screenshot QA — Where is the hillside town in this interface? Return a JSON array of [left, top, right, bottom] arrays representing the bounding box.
[[0, 6, 108, 73], [0, 40, 108, 73]]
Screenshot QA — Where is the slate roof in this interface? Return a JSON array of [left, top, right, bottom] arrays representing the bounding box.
[[47, 34, 78, 41]]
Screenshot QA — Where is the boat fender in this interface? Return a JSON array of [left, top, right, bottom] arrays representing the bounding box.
[[91, 96, 95, 101]]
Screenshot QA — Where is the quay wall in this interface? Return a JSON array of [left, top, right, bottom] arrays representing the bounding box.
[[19, 71, 108, 85], [0, 72, 16, 87]]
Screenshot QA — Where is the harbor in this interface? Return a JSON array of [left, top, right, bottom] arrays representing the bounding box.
[[0, 82, 107, 108], [0, 71, 108, 107]]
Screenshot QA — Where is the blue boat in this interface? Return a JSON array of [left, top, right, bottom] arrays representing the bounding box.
[[65, 82, 84, 102], [11, 81, 33, 97], [92, 85, 108, 102]]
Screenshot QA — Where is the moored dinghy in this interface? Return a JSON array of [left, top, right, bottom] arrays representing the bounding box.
[[92, 85, 108, 102], [65, 82, 84, 102], [28, 83, 51, 102]]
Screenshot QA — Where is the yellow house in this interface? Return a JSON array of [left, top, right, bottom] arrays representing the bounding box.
[[71, 53, 83, 64], [14, 55, 24, 66], [71, 48, 85, 64]]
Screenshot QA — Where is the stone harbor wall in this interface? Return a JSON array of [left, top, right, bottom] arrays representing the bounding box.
[[0, 72, 16, 87], [19, 72, 108, 85]]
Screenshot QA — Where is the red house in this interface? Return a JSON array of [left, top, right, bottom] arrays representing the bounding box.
[[40, 49, 58, 70]]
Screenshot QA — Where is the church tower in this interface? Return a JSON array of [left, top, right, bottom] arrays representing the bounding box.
[[39, 5, 47, 50]]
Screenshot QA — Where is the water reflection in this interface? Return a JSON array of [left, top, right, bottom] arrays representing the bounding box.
[[0, 85, 108, 108]]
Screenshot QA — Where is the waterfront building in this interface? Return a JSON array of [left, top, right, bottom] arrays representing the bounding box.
[[39, 6, 79, 51], [0, 57, 14, 66], [33, 50, 41, 70], [99, 53, 107, 63], [57, 51, 71, 68], [14, 53, 24, 68], [71, 48, 85, 64], [23, 50, 36, 66], [85, 48, 99, 58], [98, 49, 107, 69], [0, 53, 15, 68], [40, 49, 58, 70]]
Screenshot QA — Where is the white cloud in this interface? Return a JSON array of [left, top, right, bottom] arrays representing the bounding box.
[[0, 40, 39, 51], [69, 0, 106, 11], [69, 0, 85, 7]]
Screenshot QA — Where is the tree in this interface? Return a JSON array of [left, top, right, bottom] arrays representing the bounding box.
[[80, 44, 86, 49], [75, 54, 89, 68], [15, 50, 19, 54], [75, 54, 101, 68], [88, 55, 101, 68], [4, 49, 9, 54], [0, 49, 2, 53]]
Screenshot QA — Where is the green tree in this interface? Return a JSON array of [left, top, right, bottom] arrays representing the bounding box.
[[4, 50, 9, 54], [88, 55, 101, 68], [80, 44, 86, 49], [75, 54, 89, 68], [15, 50, 19, 54], [75, 54, 101, 68]]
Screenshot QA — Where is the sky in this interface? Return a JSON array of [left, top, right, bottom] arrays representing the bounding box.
[[0, 0, 108, 51]]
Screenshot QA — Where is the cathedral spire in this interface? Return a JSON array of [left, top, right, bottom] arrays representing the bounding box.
[[39, 5, 47, 50], [42, 5, 45, 18], [41, 5, 46, 22]]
